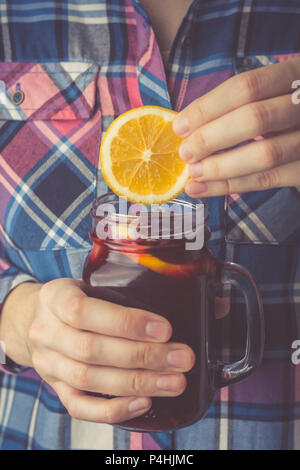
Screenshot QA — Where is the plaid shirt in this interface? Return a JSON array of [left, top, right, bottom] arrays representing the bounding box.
[[0, 0, 300, 450]]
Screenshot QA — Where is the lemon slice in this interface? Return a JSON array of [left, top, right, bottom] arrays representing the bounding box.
[[100, 106, 189, 204]]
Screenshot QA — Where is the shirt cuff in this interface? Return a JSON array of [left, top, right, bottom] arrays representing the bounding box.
[[0, 272, 37, 375]]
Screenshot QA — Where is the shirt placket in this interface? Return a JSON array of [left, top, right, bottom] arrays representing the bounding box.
[[132, 0, 198, 111], [166, 1, 198, 111]]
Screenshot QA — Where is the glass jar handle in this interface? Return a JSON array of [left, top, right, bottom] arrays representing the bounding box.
[[214, 261, 265, 388]]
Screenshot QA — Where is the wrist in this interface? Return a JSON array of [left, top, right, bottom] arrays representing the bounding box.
[[0, 282, 42, 368]]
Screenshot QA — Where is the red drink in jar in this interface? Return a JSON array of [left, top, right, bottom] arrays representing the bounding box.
[[82, 193, 264, 432]]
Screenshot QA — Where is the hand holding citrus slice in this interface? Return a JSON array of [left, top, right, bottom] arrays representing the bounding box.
[[100, 106, 189, 204]]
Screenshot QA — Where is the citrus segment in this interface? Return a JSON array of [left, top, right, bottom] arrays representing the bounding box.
[[148, 162, 178, 194], [129, 162, 152, 196], [151, 152, 186, 175], [151, 122, 183, 154], [117, 118, 146, 150], [139, 114, 166, 148], [111, 138, 143, 162], [111, 159, 142, 187]]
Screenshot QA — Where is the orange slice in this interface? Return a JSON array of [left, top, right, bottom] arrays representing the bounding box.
[[100, 106, 189, 204], [123, 252, 216, 278]]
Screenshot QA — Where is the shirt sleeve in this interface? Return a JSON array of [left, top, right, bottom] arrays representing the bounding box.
[[0, 239, 36, 374]]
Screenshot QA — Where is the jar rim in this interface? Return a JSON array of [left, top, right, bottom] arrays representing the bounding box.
[[90, 192, 209, 244], [91, 192, 208, 218]]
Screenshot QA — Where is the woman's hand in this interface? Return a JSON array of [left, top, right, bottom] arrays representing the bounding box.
[[26, 278, 195, 424], [173, 56, 300, 197]]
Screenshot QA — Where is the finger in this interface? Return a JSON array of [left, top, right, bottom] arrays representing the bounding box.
[[42, 282, 172, 343], [38, 318, 195, 371], [51, 381, 152, 424], [173, 56, 300, 137], [44, 352, 187, 397], [186, 160, 300, 197], [179, 94, 300, 163], [188, 128, 300, 181]]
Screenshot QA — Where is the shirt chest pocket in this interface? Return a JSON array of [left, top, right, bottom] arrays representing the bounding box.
[[225, 53, 300, 246], [0, 61, 101, 251]]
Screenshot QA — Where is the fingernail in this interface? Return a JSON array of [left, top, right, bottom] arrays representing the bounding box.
[[167, 350, 191, 368], [157, 375, 184, 392], [186, 181, 208, 196], [173, 116, 189, 136], [179, 142, 194, 162], [146, 321, 169, 340], [189, 163, 203, 178], [128, 398, 150, 413]]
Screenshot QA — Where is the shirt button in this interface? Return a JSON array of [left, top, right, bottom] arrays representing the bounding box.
[[182, 35, 193, 48], [11, 89, 25, 105]]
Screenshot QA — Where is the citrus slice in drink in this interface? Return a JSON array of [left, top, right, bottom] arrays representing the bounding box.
[[100, 106, 189, 204], [123, 252, 216, 278]]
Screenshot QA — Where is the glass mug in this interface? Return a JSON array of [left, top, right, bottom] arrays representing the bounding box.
[[82, 193, 265, 432]]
